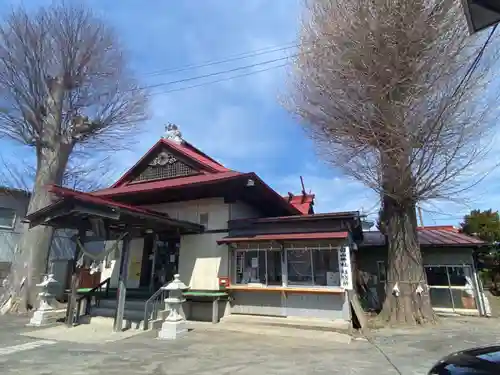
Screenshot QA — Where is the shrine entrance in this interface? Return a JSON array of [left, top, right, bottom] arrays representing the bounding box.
[[25, 185, 204, 332], [139, 235, 180, 290]]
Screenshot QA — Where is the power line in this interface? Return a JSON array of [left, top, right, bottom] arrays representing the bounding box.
[[143, 42, 299, 77], [150, 62, 288, 95], [141, 53, 298, 91]]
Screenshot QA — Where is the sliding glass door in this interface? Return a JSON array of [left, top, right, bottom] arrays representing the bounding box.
[[424, 265, 478, 313]]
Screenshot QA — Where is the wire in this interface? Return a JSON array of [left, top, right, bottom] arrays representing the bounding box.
[[150, 63, 289, 95], [143, 42, 299, 77], [141, 53, 297, 91]]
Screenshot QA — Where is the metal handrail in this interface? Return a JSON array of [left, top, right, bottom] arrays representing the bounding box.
[[74, 277, 111, 323], [143, 286, 167, 330]]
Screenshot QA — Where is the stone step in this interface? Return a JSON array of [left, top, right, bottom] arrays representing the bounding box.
[[220, 314, 351, 333], [194, 319, 352, 343], [92, 307, 145, 322], [88, 306, 171, 331], [80, 315, 146, 331], [97, 299, 163, 312]]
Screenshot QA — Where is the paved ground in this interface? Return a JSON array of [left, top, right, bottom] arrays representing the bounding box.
[[0, 315, 500, 375]]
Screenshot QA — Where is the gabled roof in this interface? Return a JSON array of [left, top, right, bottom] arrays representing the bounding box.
[[95, 171, 244, 197], [110, 138, 230, 188], [283, 193, 315, 215]]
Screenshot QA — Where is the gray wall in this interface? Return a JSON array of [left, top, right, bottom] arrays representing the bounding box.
[[0, 192, 29, 262], [230, 291, 346, 320], [229, 218, 353, 237], [0, 191, 75, 266]]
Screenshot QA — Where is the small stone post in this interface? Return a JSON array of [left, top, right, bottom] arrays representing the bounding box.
[[29, 274, 59, 326], [158, 274, 189, 340]]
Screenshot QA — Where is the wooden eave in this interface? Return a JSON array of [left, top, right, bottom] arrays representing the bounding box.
[[25, 196, 204, 237]]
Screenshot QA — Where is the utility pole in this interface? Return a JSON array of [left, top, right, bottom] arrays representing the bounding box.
[[417, 206, 424, 227]]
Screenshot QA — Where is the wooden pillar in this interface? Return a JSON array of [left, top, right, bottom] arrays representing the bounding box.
[[149, 233, 158, 292], [114, 231, 131, 332], [66, 228, 85, 327]]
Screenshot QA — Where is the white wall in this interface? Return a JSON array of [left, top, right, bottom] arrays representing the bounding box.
[[143, 198, 229, 230], [179, 232, 229, 290], [128, 199, 265, 291]]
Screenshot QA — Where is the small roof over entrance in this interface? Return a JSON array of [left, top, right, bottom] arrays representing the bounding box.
[[25, 185, 204, 238]]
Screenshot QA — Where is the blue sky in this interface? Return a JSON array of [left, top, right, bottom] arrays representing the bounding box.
[[1, 0, 500, 227]]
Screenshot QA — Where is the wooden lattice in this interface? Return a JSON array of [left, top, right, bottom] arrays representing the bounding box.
[[132, 151, 197, 182]]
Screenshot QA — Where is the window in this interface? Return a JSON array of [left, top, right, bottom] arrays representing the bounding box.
[[233, 243, 282, 285], [235, 250, 266, 284], [199, 212, 209, 227], [286, 245, 340, 287], [425, 265, 477, 311], [0, 208, 16, 229], [232, 243, 341, 288], [377, 261, 386, 283]]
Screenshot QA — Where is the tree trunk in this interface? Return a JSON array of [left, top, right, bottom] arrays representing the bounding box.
[[0, 144, 71, 314], [379, 195, 436, 325]]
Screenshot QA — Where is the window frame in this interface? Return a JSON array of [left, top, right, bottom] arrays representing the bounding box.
[[285, 244, 341, 288], [377, 261, 387, 283], [231, 242, 343, 289], [424, 264, 478, 312], [232, 243, 281, 286], [0, 207, 16, 230]]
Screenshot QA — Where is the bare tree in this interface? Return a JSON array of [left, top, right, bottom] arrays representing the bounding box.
[[287, 0, 500, 324], [0, 153, 119, 193], [0, 3, 148, 313]]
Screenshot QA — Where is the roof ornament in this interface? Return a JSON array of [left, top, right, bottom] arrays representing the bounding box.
[[163, 123, 183, 144]]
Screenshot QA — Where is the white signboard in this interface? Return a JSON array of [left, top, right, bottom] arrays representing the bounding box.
[[337, 246, 353, 290]]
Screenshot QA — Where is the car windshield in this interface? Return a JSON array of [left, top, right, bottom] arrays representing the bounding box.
[[433, 349, 500, 374]]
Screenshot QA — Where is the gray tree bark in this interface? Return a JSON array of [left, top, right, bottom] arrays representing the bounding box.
[[1, 80, 73, 313]]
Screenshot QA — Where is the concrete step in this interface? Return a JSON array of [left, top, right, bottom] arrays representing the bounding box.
[[97, 299, 164, 312], [80, 315, 146, 331], [220, 314, 351, 333], [92, 307, 146, 322], [88, 306, 171, 331]]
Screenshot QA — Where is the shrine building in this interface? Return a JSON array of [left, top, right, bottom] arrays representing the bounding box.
[[24, 125, 488, 331]]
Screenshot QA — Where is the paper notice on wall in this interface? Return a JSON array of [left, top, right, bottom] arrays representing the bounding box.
[[326, 271, 339, 286], [251, 257, 258, 268], [170, 254, 176, 263]]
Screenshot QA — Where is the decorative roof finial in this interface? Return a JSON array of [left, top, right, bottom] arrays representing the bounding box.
[[163, 123, 183, 144]]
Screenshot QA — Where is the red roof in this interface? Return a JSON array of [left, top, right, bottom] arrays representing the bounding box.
[[361, 229, 484, 247], [110, 138, 230, 188], [49, 185, 174, 218], [418, 229, 484, 246], [283, 193, 315, 215], [417, 225, 456, 232], [217, 231, 349, 244], [94, 171, 245, 197]]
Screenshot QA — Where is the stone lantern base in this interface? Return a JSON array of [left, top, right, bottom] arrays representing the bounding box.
[[158, 319, 188, 340], [28, 308, 66, 327]]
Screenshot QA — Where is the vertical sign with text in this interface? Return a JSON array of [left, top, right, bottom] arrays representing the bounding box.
[[338, 246, 353, 290]]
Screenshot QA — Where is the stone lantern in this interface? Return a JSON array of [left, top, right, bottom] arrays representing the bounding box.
[[29, 274, 59, 326], [158, 274, 189, 340]]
